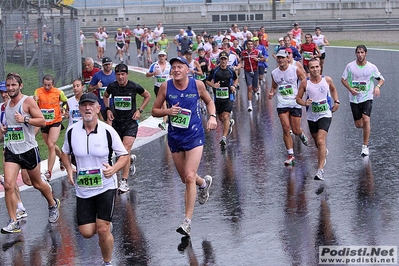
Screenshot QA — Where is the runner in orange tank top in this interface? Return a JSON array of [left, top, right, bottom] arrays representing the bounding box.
[[34, 74, 68, 181]]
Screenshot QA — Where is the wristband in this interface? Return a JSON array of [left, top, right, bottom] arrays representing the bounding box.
[[376, 84, 381, 88]]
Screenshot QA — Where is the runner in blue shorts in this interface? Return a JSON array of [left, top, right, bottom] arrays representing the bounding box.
[[152, 56, 217, 237]]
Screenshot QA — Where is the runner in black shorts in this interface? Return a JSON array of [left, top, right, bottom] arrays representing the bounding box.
[[40, 121, 62, 134], [61, 92, 128, 265], [206, 51, 238, 149], [103, 63, 151, 193]]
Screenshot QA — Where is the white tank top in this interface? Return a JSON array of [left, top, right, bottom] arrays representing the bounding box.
[[312, 34, 325, 54], [5, 95, 38, 154], [188, 60, 195, 78], [305, 76, 333, 122], [271, 65, 301, 109]]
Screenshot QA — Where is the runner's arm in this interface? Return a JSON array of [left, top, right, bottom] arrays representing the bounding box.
[[198, 80, 217, 131], [151, 82, 169, 117], [24, 97, 46, 127], [296, 79, 310, 106]]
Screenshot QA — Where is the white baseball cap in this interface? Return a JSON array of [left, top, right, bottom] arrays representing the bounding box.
[[276, 49, 288, 58]]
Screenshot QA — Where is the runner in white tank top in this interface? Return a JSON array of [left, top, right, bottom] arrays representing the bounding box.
[[296, 58, 340, 181]]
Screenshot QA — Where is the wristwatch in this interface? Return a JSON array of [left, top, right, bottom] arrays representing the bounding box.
[[334, 100, 340, 104], [210, 114, 217, 118], [24, 116, 30, 123], [138, 108, 143, 113]]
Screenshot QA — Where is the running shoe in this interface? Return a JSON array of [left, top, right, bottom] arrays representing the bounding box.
[[118, 179, 130, 193], [158, 122, 167, 130], [0, 174, 4, 186], [44, 170, 52, 182], [228, 119, 235, 135], [102, 262, 113, 266], [314, 169, 325, 181], [16, 209, 28, 220], [219, 137, 227, 147], [299, 133, 309, 146], [361, 145, 369, 156], [176, 219, 191, 236], [130, 154, 137, 164], [284, 155, 295, 166], [59, 159, 65, 171], [198, 175, 212, 205], [48, 198, 60, 223], [1, 220, 21, 234], [247, 105, 253, 112], [254, 92, 259, 101]]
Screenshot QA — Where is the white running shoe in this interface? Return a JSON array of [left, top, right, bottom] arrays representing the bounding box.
[[198, 175, 212, 205]]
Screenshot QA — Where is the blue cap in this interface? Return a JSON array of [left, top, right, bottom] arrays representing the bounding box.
[[0, 81, 6, 92], [169, 56, 189, 67]]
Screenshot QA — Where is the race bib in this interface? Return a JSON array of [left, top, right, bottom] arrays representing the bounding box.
[[114, 96, 132, 110], [195, 73, 206, 81], [71, 110, 82, 124], [303, 51, 313, 60], [278, 85, 294, 96], [352, 81, 367, 92], [18, 41, 23, 45], [215, 87, 229, 99], [41, 109, 55, 122], [7, 126, 24, 143], [161, 45, 167, 50], [311, 100, 329, 113], [155, 75, 168, 84], [99, 87, 106, 99], [77, 168, 103, 188], [170, 108, 191, 129]]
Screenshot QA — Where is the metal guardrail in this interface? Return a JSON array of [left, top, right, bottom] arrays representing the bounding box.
[[59, 84, 74, 98]]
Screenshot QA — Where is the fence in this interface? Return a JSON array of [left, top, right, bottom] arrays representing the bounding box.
[[0, 2, 81, 92]]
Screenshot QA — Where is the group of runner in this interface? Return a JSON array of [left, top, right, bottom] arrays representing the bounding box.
[[0, 22, 385, 266], [0, 61, 151, 265], [168, 23, 383, 181], [271, 24, 383, 181], [92, 23, 166, 65]]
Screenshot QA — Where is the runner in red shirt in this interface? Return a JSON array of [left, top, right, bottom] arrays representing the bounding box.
[[301, 33, 321, 76], [240, 39, 264, 112]]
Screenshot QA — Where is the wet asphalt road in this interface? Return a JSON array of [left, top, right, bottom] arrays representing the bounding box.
[[0, 42, 398, 265]]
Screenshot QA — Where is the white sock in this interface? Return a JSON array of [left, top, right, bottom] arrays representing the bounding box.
[[17, 202, 25, 211]]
